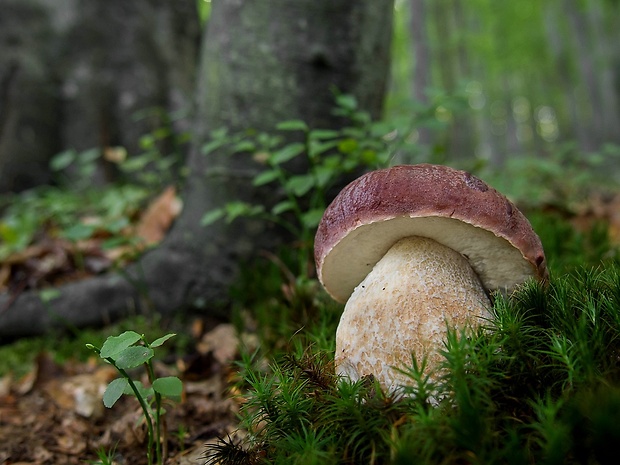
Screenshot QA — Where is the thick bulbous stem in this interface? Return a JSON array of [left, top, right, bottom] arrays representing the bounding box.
[[335, 236, 492, 393]]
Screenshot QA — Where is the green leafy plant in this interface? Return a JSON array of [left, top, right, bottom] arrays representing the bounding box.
[[51, 106, 188, 192], [479, 142, 620, 212], [87, 331, 183, 465], [201, 94, 416, 278], [228, 246, 342, 355], [0, 314, 171, 378], [528, 209, 619, 275], [0, 107, 188, 286], [121, 106, 190, 189], [50, 147, 102, 190]]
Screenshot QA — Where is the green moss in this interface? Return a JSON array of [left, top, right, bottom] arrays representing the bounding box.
[[208, 262, 620, 465]]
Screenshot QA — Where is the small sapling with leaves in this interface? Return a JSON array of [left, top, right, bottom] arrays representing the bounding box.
[[87, 330, 183, 465]]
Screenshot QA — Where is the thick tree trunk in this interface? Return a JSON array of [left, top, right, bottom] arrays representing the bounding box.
[[0, 0, 394, 338], [166, 0, 395, 297]]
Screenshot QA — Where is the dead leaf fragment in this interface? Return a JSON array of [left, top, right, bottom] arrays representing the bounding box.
[[197, 324, 239, 365], [44, 366, 116, 419], [0, 373, 11, 398], [103, 146, 127, 164], [135, 186, 183, 245]]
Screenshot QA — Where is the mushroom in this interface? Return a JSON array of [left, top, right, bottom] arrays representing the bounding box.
[[314, 164, 548, 392]]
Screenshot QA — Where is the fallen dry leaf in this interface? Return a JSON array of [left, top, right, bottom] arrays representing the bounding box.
[[1, 244, 48, 265], [0, 186, 182, 296], [197, 324, 239, 365], [134, 185, 183, 245], [196, 324, 259, 366], [173, 440, 218, 465], [54, 430, 87, 455], [44, 366, 117, 419], [0, 373, 11, 398], [103, 146, 128, 164]]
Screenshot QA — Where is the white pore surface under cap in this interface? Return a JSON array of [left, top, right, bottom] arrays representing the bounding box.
[[335, 236, 492, 393], [321, 216, 536, 303]]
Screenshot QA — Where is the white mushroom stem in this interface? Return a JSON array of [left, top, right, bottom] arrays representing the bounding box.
[[335, 236, 492, 393]]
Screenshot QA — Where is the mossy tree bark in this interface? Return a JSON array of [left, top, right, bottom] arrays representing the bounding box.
[[0, 0, 394, 338]]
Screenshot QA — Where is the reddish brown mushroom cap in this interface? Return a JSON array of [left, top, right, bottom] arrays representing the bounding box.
[[314, 164, 548, 303]]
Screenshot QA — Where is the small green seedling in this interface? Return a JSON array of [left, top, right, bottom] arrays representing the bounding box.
[[87, 331, 183, 465], [87, 443, 119, 465]]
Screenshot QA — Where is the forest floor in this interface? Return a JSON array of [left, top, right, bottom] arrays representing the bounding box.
[[0, 186, 244, 464], [2, 187, 620, 464], [0, 319, 247, 465]]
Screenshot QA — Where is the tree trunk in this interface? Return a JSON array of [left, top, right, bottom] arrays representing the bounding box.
[[410, 0, 433, 150], [57, 0, 201, 160], [167, 0, 394, 286], [0, 0, 61, 192], [0, 0, 200, 192], [0, 0, 394, 338]]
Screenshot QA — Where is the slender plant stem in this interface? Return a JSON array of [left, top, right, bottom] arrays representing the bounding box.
[[108, 361, 156, 465], [144, 341, 164, 465]]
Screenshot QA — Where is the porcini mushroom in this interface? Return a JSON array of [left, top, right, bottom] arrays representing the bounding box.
[[314, 164, 548, 392]]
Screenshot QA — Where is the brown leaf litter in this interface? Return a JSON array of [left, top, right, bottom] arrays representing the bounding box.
[[0, 322, 253, 464]]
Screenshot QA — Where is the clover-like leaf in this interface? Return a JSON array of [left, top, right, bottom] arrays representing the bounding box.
[[270, 143, 305, 165], [150, 333, 176, 348], [115, 346, 154, 370], [276, 120, 308, 132], [103, 378, 129, 408], [152, 376, 183, 399], [100, 331, 142, 359], [124, 380, 154, 400]]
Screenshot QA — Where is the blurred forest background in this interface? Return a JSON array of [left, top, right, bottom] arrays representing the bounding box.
[[390, 0, 620, 165], [2, 2, 620, 463], [3, 0, 620, 190], [0, 0, 619, 335]]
